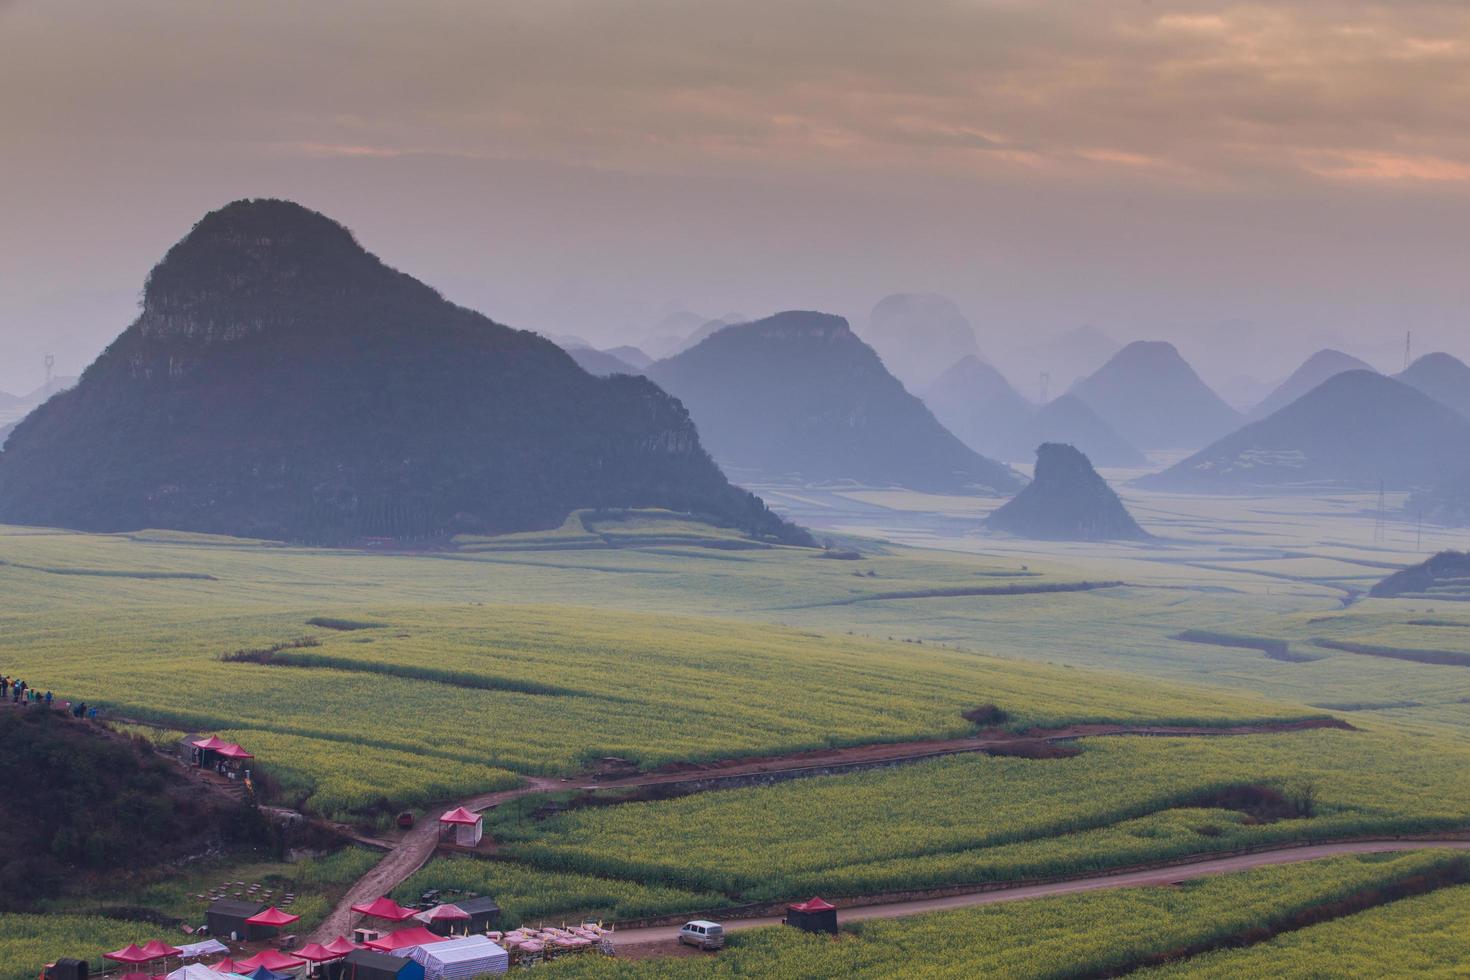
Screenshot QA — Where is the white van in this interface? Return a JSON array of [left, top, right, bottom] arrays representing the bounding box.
[[678, 920, 725, 950]]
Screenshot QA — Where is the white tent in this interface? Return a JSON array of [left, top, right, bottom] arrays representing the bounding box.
[[178, 941, 230, 961], [407, 936, 507, 979], [169, 964, 226, 980]]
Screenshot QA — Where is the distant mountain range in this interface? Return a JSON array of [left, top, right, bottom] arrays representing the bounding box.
[[923, 357, 1144, 467], [1397, 352, 1470, 420], [1071, 341, 1241, 450], [1248, 349, 1376, 421], [986, 443, 1147, 540], [642, 312, 744, 359], [996, 325, 1121, 395], [604, 345, 652, 369], [1140, 370, 1470, 492], [566, 346, 643, 377], [0, 200, 809, 545], [860, 293, 981, 390], [648, 311, 1022, 493]]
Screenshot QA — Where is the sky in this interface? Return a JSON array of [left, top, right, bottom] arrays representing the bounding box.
[[3, 0, 1470, 396]]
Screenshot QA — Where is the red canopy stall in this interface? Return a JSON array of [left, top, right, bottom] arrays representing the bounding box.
[[245, 907, 301, 932], [104, 946, 157, 968], [233, 951, 305, 973]]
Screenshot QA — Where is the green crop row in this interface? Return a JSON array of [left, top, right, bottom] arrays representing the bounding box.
[[496, 729, 1470, 901], [1141, 880, 1470, 978], [537, 851, 1468, 978]]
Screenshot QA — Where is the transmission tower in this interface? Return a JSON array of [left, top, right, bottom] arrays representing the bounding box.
[[44, 353, 55, 390], [1038, 371, 1051, 404], [1404, 331, 1412, 371]]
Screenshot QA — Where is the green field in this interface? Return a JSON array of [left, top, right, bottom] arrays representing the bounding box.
[[456, 728, 1470, 904], [535, 851, 1469, 978], [6, 485, 1470, 975], [0, 524, 1323, 816]]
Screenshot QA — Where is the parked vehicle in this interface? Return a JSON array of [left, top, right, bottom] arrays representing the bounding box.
[[678, 921, 725, 950]]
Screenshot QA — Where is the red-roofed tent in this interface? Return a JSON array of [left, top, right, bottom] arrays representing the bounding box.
[[216, 743, 254, 760], [140, 941, 182, 966], [191, 736, 229, 751], [351, 897, 418, 922], [322, 938, 360, 957], [437, 808, 483, 847], [245, 907, 300, 929], [785, 896, 838, 934], [290, 944, 344, 964], [105, 946, 157, 966], [233, 951, 305, 973], [208, 960, 244, 974]]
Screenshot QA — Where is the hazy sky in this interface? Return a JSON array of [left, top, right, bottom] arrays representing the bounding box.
[[4, 0, 1470, 394]]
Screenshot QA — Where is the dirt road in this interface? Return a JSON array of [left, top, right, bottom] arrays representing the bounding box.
[[609, 839, 1470, 953], [310, 776, 565, 940], [309, 717, 1348, 942]]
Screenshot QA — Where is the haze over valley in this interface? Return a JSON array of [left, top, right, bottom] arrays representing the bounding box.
[[5, 3, 1470, 978]]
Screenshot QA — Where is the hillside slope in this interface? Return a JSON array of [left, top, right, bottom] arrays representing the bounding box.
[[1071, 341, 1240, 450], [648, 312, 1021, 492], [1370, 551, 1470, 599], [566, 346, 642, 377], [0, 200, 806, 545], [1249, 349, 1376, 421], [1397, 352, 1470, 419], [1140, 371, 1470, 492], [922, 356, 1034, 460]]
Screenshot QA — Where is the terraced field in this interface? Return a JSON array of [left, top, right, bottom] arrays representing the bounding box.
[[417, 727, 1470, 909]]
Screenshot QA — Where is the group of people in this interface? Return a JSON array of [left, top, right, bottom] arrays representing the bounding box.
[[1, 676, 49, 706], [1, 675, 95, 717]]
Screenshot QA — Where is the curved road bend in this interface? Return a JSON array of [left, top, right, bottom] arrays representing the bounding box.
[[609, 839, 1470, 950]]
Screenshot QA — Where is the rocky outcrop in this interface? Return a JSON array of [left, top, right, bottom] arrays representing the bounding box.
[[986, 443, 1148, 540]]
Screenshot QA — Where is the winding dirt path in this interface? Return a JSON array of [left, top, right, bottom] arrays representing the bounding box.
[[608, 839, 1470, 954], [309, 717, 1348, 941]]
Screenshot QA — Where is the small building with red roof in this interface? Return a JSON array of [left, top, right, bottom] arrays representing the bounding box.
[[784, 896, 838, 934], [437, 807, 483, 847]]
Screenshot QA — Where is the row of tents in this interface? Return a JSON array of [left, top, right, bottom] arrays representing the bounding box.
[[94, 931, 510, 980]]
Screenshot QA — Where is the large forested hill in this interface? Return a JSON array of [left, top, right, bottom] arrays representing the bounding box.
[[0, 200, 806, 545]]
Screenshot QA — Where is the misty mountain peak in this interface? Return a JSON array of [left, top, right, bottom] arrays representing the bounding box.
[[648, 310, 1021, 492], [140, 199, 419, 330], [1070, 339, 1239, 450], [862, 293, 979, 389]]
